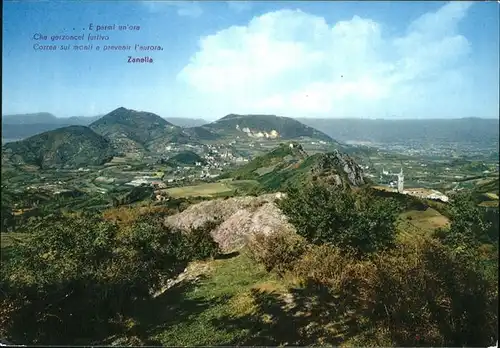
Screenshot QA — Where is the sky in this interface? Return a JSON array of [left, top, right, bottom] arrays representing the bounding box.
[[2, 0, 499, 120]]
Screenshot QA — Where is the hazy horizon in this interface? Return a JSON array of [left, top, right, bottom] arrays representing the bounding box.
[[2, 108, 499, 122], [3, 1, 499, 120]]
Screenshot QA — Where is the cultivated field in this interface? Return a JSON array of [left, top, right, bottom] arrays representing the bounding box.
[[164, 180, 259, 198]]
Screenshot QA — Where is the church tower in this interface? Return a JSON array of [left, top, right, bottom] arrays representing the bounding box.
[[397, 167, 404, 193]]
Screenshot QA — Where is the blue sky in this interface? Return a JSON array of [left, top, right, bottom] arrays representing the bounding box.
[[2, 1, 499, 120]]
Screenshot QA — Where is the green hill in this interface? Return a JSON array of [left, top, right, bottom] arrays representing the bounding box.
[[228, 142, 366, 191], [89, 107, 195, 155], [2, 125, 115, 169], [183, 126, 221, 141], [198, 114, 335, 143], [165, 151, 207, 167]]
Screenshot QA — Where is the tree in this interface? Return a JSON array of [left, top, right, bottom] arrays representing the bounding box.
[[278, 183, 399, 256], [0, 211, 220, 344], [443, 193, 493, 251]]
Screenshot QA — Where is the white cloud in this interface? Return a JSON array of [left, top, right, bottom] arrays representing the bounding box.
[[144, 1, 202, 18], [178, 2, 478, 118]]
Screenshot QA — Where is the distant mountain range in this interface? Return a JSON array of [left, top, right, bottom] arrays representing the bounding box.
[[1, 112, 208, 142], [4, 112, 497, 146], [296, 118, 500, 144], [164, 117, 208, 128], [2, 107, 335, 168]]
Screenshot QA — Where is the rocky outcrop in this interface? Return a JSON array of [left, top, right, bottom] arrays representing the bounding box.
[[312, 150, 365, 187], [164, 193, 294, 253]]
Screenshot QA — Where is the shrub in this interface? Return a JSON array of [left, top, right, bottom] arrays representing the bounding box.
[[442, 192, 493, 250], [181, 219, 222, 261], [0, 212, 222, 345], [292, 244, 377, 312], [246, 230, 308, 276], [369, 236, 498, 347], [103, 205, 174, 227], [278, 183, 399, 256], [250, 234, 498, 347]]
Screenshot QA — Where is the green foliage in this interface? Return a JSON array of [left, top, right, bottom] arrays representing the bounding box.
[[88, 107, 194, 152], [462, 161, 490, 173], [110, 186, 154, 207], [180, 220, 222, 261], [231, 143, 305, 180], [441, 193, 493, 251], [369, 237, 498, 347], [1, 204, 14, 232], [279, 183, 399, 255], [164, 151, 206, 167], [370, 187, 427, 212], [0, 211, 221, 344], [247, 235, 498, 347], [228, 143, 365, 193]]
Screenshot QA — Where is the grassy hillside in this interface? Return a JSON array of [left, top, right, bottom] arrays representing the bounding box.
[[475, 178, 499, 195], [472, 178, 499, 207], [1, 178, 497, 346], [2, 125, 116, 169], [90, 107, 172, 143], [183, 126, 221, 141], [226, 142, 366, 191]]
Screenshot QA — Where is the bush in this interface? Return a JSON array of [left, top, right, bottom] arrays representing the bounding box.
[[246, 230, 308, 276], [181, 220, 222, 261], [442, 192, 493, 251], [0, 212, 222, 345], [369, 236, 498, 346], [292, 243, 377, 317], [278, 183, 399, 256], [248, 233, 498, 347]]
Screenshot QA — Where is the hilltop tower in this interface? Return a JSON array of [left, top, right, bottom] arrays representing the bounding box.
[[397, 167, 404, 193]]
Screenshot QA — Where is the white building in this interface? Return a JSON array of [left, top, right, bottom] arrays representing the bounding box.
[[397, 168, 404, 193]]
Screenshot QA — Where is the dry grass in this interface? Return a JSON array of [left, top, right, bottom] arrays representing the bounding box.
[[397, 207, 449, 236], [479, 200, 499, 208], [1, 232, 27, 248], [371, 185, 397, 193], [245, 230, 307, 275], [103, 205, 174, 227], [484, 192, 499, 200]]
